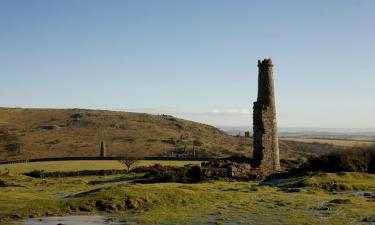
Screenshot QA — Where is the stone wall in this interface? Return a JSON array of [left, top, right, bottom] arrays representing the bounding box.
[[201, 157, 252, 179]]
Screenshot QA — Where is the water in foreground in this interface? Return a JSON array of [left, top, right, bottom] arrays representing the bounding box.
[[19, 215, 124, 225]]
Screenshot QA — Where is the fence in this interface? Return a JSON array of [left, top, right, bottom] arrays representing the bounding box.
[[0, 156, 214, 165]]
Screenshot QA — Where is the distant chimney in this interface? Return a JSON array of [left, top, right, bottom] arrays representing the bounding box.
[[100, 141, 106, 157]]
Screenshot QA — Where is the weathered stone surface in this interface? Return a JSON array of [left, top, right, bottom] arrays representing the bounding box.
[[201, 156, 251, 178], [252, 58, 280, 173], [100, 141, 106, 157]]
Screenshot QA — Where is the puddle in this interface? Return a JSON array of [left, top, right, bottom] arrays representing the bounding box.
[[18, 215, 124, 225], [260, 178, 282, 186]]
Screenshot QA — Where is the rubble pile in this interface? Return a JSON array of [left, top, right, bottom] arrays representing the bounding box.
[[201, 156, 252, 179]]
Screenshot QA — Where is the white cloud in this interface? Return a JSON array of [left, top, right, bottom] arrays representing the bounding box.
[[111, 107, 252, 116], [174, 108, 251, 116]]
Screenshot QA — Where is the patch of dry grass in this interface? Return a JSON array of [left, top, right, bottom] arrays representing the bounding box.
[[281, 137, 374, 147], [0, 108, 250, 160]]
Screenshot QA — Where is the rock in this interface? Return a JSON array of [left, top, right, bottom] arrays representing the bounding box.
[[38, 124, 60, 130], [201, 156, 251, 179], [328, 199, 351, 204], [316, 206, 330, 211], [362, 215, 375, 222]]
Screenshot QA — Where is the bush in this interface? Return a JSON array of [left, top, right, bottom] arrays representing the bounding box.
[[5, 142, 21, 154], [298, 145, 375, 174]]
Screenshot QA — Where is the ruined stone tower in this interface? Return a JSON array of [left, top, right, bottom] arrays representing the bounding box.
[[100, 141, 106, 157], [252, 58, 280, 172]]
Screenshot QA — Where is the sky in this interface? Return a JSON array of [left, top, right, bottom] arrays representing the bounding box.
[[0, 0, 374, 129]]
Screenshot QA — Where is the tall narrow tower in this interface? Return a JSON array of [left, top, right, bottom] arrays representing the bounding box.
[[252, 58, 280, 172]]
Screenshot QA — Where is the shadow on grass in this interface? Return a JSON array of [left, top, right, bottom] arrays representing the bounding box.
[[65, 188, 103, 198], [88, 177, 132, 185]]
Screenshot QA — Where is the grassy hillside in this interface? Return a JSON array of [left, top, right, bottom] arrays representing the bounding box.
[[0, 108, 252, 160], [0, 108, 345, 161]]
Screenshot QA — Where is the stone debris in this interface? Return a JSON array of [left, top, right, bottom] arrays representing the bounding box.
[[201, 156, 252, 179]]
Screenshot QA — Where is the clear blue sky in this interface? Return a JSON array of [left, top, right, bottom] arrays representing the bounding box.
[[1, 0, 374, 128]]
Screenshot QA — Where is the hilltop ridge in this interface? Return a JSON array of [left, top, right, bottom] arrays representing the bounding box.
[[0, 108, 252, 160], [0, 108, 341, 161]]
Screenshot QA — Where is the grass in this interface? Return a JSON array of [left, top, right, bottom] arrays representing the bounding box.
[[1, 165, 375, 224], [281, 137, 374, 147], [264, 172, 375, 191], [0, 160, 201, 174]]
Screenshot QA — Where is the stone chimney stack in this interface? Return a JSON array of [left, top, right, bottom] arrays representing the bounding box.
[[100, 141, 106, 157], [252, 58, 280, 172]]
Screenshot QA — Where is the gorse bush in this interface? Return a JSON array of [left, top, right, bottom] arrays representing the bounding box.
[[299, 145, 375, 174], [5, 142, 21, 154]]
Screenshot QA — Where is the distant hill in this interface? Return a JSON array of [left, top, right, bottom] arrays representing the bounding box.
[[220, 126, 375, 139], [0, 108, 342, 161], [0, 108, 253, 161]]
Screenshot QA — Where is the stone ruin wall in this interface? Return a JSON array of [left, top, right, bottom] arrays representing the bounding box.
[[201, 158, 252, 178]]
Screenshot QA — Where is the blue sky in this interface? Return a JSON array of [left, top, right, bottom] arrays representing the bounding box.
[[0, 0, 374, 128]]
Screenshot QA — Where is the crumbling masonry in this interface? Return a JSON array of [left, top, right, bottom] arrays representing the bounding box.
[[252, 59, 280, 172]]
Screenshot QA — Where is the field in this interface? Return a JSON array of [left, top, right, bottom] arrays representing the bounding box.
[[1, 161, 375, 225], [0, 160, 201, 174], [280, 137, 375, 147]]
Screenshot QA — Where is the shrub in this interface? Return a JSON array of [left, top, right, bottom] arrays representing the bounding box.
[[70, 113, 83, 119], [298, 145, 375, 174], [193, 139, 203, 146], [118, 156, 138, 172], [5, 143, 21, 154], [280, 158, 302, 171]]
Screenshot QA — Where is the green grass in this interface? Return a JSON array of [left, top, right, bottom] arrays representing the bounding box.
[[0, 160, 201, 174], [265, 172, 375, 191], [1, 169, 375, 225]]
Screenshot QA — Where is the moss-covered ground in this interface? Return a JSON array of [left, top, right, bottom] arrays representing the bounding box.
[[0, 162, 374, 225]]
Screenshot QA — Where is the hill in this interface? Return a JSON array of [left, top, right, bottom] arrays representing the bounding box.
[[0, 108, 342, 161], [0, 108, 254, 161]]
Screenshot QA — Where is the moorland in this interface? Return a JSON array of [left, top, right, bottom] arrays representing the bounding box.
[[0, 108, 375, 225], [1, 107, 369, 162], [0, 158, 375, 225]]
